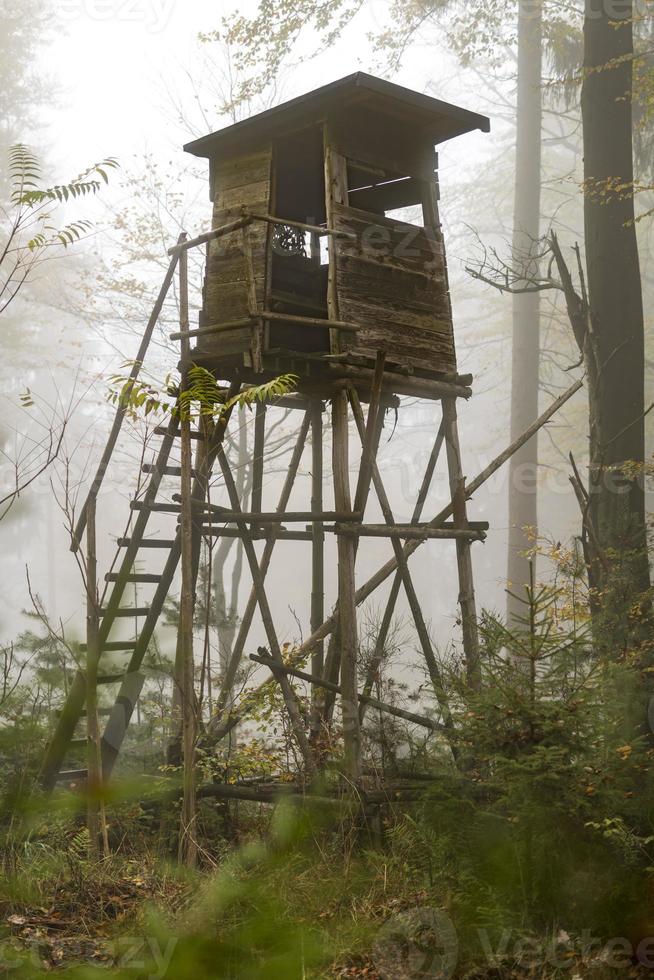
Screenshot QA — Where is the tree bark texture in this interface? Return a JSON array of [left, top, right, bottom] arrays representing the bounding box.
[[507, 0, 544, 625], [581, 0, 650, 651]]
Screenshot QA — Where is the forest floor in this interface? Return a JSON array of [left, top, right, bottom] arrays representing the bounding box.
[[1, 849, 652, 979]]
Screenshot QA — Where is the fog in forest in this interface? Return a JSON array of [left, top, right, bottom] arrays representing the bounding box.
[[1, 1, 652, 976]]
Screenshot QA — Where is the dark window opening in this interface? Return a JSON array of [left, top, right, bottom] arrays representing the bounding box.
[[347, 162, 426, 226], [269, 127, 330, 354]]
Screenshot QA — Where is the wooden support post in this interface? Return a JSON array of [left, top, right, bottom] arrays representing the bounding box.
[[177, 241, 198, 867], [310, 401, 325, 740], [441, 397, 481, 691], [216, 443, 315, 775], [353, 352, 386, 516], [331, 389, 361, 779], [349, 391, 457, 748], [213, 412, 311, 717], [323, 135, 348, 355], [320, 354, 386, 725], [85, 497, 109, 858], [252, 401, 266, 516], [242, 222, 264, 371], [210, 380, 583, 746]]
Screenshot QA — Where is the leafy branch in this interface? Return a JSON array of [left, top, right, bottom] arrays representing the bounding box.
[[108, 362, 298, 422], [0, 145, 119, 316]]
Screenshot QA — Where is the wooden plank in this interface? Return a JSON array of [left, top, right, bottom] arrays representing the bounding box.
[[310, 401, 325, 739], [264, 310, 357, 332], [202, 528, 313, 541], [203, 279, 265, 317], [213, 150, 272, 193], [337, 292, 452, 336], [335, 524, 486, 540], [331, 389, 361, 779], [441, 397, 481, 691], [177, 243, 198, 866], [207, 222, 267, 263], [252, 402, 266, 513], [85, 496, 108, 857], [198, 510, 362, 525], [201, 149, 272, 366], [330, 201, 456, 373], [167, 217, 254, 256], [333, 203, 444, 272], [330, 365, 469, 401], [217, 180, 271, 209], [100, 606, 151, 617], [336, 256, 449, 316], [324, 136, 348, 356]]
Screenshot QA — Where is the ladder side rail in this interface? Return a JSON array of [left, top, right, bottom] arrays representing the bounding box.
[[72, 235, 185, 551], [98, 415, 181, 643]]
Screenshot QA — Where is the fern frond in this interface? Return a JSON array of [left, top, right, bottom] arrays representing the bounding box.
[[9, 148, 120, 207], [69, 826, 90, 861], [225, 374, 298, 411]]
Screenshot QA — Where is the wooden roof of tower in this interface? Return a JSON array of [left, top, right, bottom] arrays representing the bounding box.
[[184, 73, 490, 399], [184, 72, 490, 162]]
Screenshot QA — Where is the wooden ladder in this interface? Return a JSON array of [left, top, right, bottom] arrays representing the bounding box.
[[40, 399, 240, 791], [40, 414, 183, 789], [39, 229, 234, 791]]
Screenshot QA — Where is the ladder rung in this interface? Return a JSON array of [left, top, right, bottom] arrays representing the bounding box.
[[98, 673, 127, 685], [68, 738, 88, 750], [105, 572, 162, 584], [80, 641, 136, 652], [118, 537, 176, 549], [130, 501, 180, 514], [57, 769, 87, 782], [56, 707, 112, 718], [154, 425, 205, 440], [101, 606, 151, 617], [142, 464, 200, 477], [130, 500, 228, 516]]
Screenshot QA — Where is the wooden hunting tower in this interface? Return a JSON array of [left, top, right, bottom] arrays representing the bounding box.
[[42, 75, 494, 794], [184, 72, 490, 394]]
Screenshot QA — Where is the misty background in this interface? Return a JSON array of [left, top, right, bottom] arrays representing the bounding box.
[[2, 0, 649, 674]]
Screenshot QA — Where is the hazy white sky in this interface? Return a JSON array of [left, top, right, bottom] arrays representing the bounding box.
[[42, 0, 494, 183], [15, 0, 577, 641]]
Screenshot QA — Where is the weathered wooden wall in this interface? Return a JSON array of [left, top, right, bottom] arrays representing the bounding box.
[[331, 205, 456, 374], [198, 122, 457, 377], [199, 147, 273, 359], [325, 113, 457, 375]]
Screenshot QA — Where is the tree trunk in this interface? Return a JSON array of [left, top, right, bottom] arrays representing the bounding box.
[[581, 0, 650, 654], [507, 0, 543, 625]]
